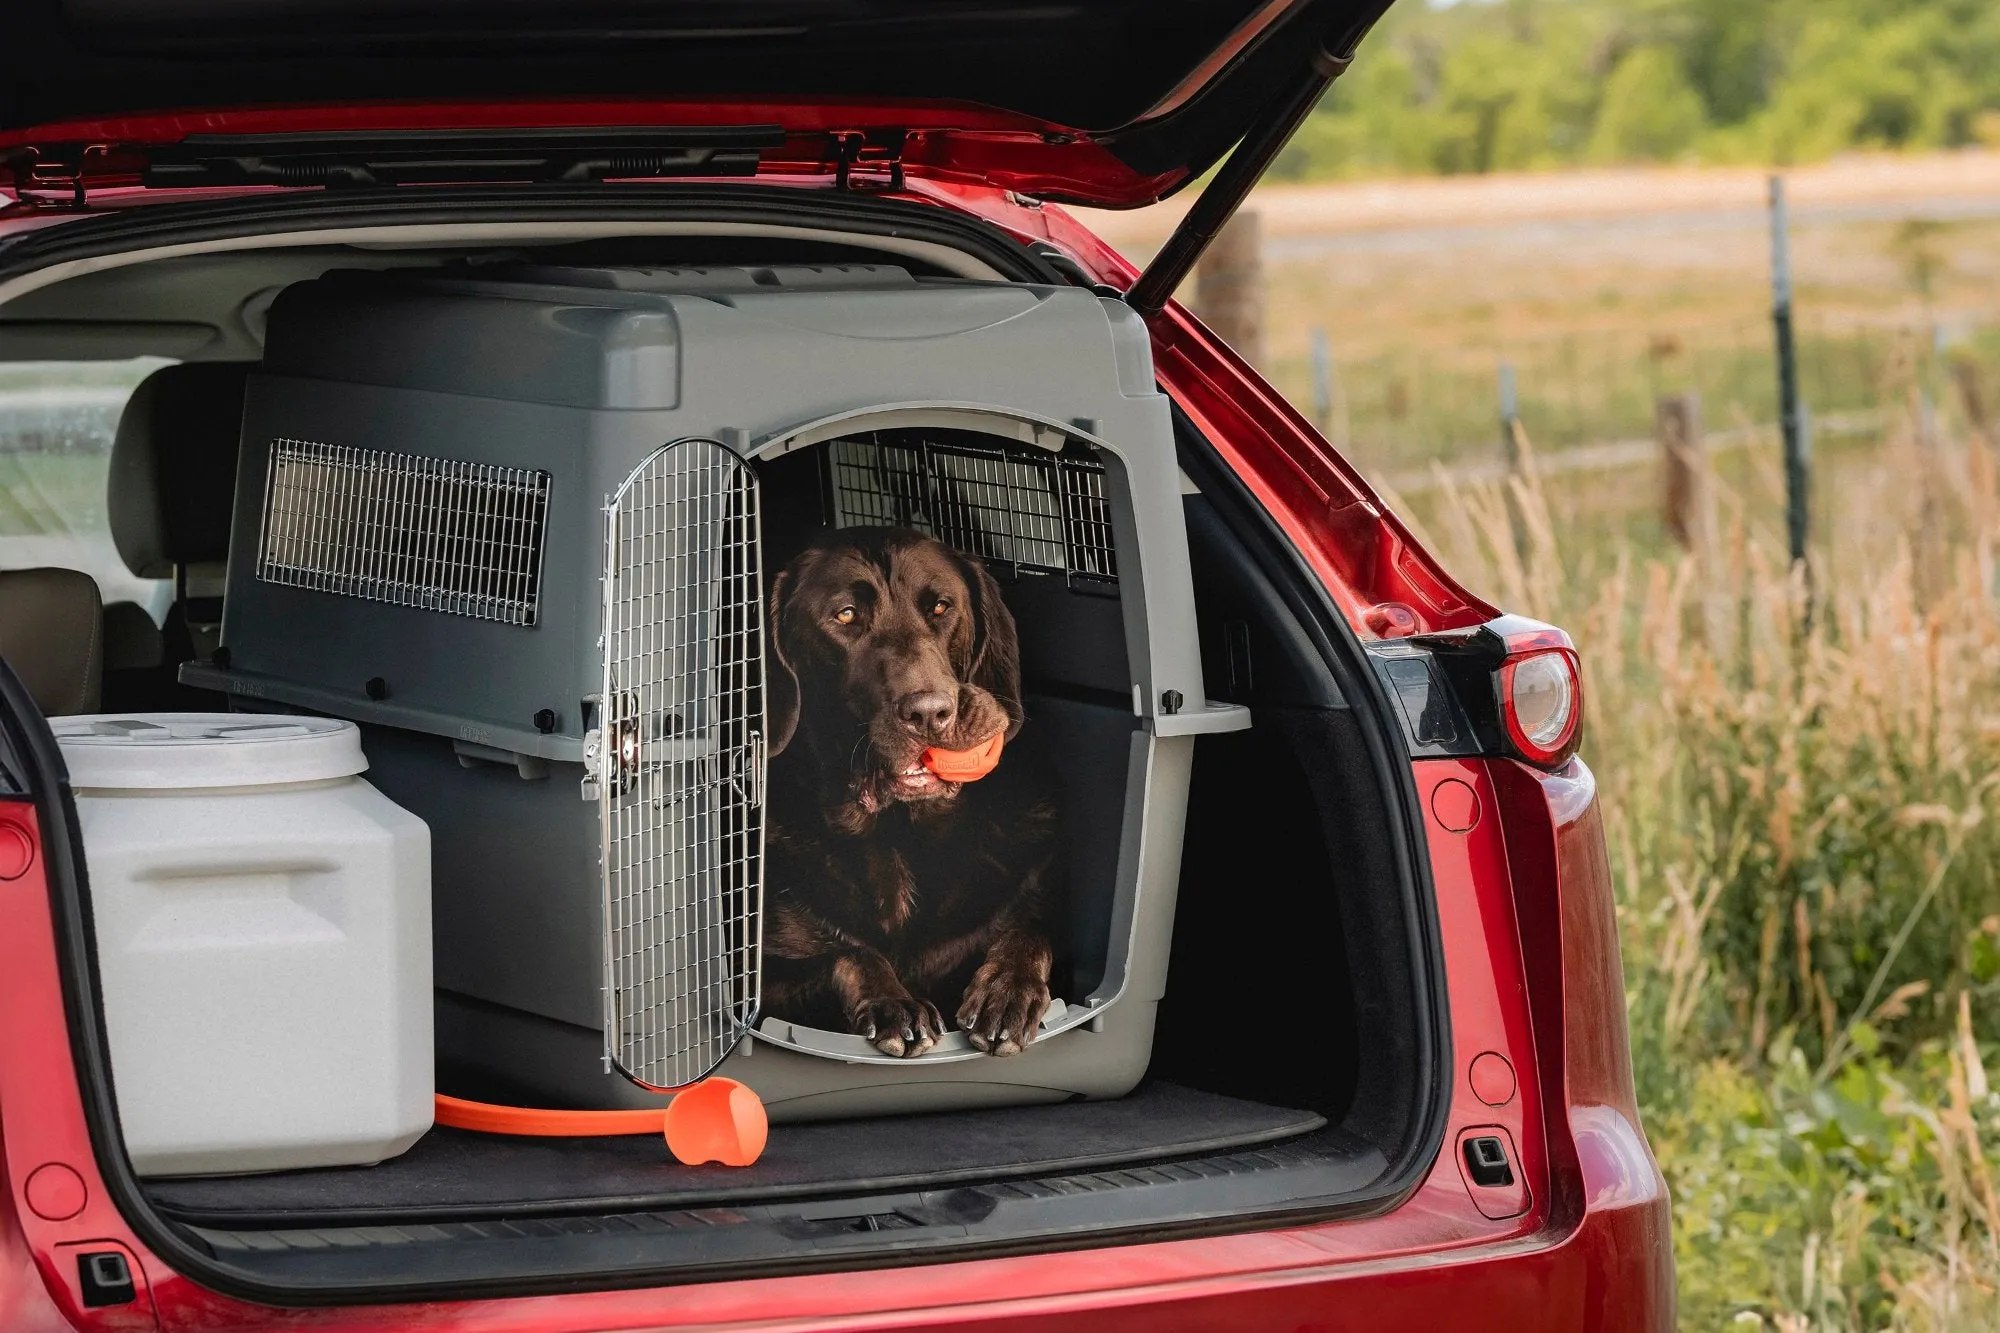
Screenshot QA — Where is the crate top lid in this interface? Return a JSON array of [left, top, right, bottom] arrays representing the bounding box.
[[52, 713, 367, 790]]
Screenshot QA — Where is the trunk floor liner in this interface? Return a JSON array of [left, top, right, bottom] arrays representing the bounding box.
[[144, 1082, 1328, 1227]]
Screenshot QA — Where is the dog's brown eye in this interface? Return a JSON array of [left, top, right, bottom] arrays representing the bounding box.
[[833, 605, 857, 626], [930, 599, 950, 617]]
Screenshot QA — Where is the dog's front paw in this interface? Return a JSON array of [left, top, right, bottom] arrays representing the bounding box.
[[848, 993, 946, 1058], [957, 964, 1052, 1057]]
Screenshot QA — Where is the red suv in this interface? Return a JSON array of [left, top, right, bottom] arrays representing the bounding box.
[[0, 2, 1672, 1328]]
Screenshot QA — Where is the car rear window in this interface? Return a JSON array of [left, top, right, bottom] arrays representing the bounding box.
[[0, 359, 171, 615]]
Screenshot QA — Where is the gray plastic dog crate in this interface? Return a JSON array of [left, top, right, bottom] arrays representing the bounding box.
[[188, 263, 1248, 1121]]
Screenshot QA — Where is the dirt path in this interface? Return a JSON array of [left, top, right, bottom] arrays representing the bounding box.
[[1072, 150, 2000, 256]]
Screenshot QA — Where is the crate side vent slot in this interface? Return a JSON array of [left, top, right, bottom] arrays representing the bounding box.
[[256, 437, 551, 626]]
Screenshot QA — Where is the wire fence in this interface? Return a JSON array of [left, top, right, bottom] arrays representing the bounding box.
[[1263, 312, 2000, 483]]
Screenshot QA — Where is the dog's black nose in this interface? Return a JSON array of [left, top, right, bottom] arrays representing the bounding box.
[[897, 690, 957, 737]]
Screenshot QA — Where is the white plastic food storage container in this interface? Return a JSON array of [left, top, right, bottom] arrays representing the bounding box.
[[55, 713, 433, 1177]]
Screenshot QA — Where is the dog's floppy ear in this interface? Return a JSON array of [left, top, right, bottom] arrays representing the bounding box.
[[955, 553, 1025, 739], [764, 565, 802, 756]]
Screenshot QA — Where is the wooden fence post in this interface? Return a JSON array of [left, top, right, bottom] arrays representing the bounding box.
[[1659, 390, 1729, 650], [1657, 391, 1713, 562], [1953, 357, 1993, 444], [1498, 361, 1521, 470], [1194, 210, 1264, 369]]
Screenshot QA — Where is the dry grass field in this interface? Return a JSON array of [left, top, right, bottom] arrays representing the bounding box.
[[1089, 153, 2000, 1329]]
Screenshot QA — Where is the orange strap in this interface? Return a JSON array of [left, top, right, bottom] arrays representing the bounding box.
[[434, 1092, 673, 1137]]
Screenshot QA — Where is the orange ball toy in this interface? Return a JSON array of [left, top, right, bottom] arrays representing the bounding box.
[[664, 1077, 769, 1167], [921, 730, 1005, 782]]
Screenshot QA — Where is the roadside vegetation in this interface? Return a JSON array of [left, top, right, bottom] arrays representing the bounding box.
[[1389, 349, 2000, 1329], [1247, 108, 2000, 1317], [1279, 0, 2000, 180]]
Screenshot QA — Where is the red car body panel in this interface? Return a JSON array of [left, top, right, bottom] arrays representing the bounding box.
[[0, 100, 1184, 209], [0, 155, 1671, 1330]]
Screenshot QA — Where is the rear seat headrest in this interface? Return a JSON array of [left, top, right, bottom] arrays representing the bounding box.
[[0, 568, 102, 716], [102, 600, 165, 673], [109, 362, 251, 581]]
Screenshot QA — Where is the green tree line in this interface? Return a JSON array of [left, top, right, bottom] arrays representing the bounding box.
[[1275, 0, 2000, 178]]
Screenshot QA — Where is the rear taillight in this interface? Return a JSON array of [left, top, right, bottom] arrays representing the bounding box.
[[1499, 648, 1582, 767], [1366, 615, 1586, 769]]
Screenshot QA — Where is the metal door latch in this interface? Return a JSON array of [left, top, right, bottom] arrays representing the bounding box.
[[580, 727, 603, 801]]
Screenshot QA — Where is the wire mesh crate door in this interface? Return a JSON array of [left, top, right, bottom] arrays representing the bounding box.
[[601, 439, 766, 1090]]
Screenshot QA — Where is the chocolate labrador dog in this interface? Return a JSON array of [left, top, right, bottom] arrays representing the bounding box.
[[762, 525, 1063, 1057]]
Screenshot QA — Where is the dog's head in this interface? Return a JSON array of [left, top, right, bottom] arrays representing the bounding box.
[[767, 526, 1022, 810]]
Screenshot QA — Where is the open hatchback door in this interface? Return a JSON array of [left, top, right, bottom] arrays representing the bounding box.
[[3, 0, 1381, 210]]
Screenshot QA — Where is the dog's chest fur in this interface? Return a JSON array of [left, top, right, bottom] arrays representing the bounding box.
[[767, 772, 1059, 983]]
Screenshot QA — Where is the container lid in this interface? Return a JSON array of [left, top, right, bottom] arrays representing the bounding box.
[[52, 713, 367, 790]]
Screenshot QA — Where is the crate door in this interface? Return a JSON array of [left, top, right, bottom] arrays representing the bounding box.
[[600, 440, 765, 1090]]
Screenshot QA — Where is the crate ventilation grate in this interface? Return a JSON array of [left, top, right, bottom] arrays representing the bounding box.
[[600, 438, 766, 1090], [827, 433, 1116, 587], [256, 438, 551, 626]]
